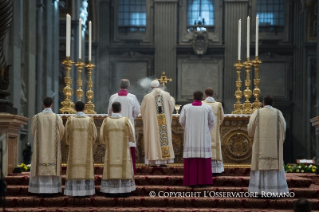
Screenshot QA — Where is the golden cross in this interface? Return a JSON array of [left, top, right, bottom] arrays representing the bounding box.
[[156, 72, 172, 88]]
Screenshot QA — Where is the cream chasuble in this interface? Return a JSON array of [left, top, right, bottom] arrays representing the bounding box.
[[65, 115, 97, 180], [248, 106, 286, 171], [202, 98, 224, 161], [140, 88, 175, 161], [31, 109, 64, 177], [100, 115, 135, 181]]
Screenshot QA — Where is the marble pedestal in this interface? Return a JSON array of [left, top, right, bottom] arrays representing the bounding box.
[[60, 114, 253, 165], [0, 113, 28, 176]]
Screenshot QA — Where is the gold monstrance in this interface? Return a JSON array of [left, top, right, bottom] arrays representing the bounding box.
[[156, 72, 172, 88]]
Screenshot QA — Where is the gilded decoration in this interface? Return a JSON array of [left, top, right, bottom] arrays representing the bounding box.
[[60, 114, 253, 164]]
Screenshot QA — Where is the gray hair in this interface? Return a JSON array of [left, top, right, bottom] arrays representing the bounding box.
[[120, 79, 130, 89]]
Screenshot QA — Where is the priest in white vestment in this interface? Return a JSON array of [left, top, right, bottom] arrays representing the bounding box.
[[179, 91, 215, 187], [29, 97, 64, 196], [100, 102, 136, 197], [202, 87, 225, 176], [140, 80, 175, 167], [108, 79, 140, 174], [248, 95, 289, 197], [64, 101, 97, 197]]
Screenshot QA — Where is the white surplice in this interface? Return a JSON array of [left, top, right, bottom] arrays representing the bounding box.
[[28, 108, 64, 194], [108, 91, 140, 148], [179, 103, 215, 159], [247, 105, 289, 195]]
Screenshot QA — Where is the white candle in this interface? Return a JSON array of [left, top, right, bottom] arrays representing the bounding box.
[[238, 19, 241, 60], [89, 21, 92, 61], [66, 14, 71, 57], [79, 18, 82, 59], [256, 16, 259, 56], [247, 16, 250, 59]]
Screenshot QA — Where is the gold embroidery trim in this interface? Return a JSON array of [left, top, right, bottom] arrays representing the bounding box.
[[86, 117, 94, 180]]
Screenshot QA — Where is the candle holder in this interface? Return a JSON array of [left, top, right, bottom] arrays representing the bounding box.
[[242, 58, 253, 114], [232, 60, 244, 114], [251, 56, 262, 111], [84, 60, 96, 114], [60, 57, 76, 114], [75, 59, 85, 101]]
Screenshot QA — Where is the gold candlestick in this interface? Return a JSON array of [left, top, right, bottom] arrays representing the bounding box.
[[84, 60, 96, 114], [60, 57, 75, 114], [232, 60, 244, 114], [251, 56, 262, 111], [242, 58, 253, 114], [75, 59, 85, 101]]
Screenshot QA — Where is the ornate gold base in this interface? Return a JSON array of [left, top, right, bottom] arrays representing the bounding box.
[[60, 57, 75, 114], [84, 102, 96, 114]]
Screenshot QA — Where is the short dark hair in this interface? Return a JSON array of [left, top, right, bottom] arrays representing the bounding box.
[[294, 198, 311, 212], [205, 87, 214, 97], [43, 97, 53, 108], [75, 101, 85, 112], [112, 102, 121, 113], [193, 90, 204, 101], [263, 95, 274, 106]]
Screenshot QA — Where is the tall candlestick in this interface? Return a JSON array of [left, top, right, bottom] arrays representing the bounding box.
[[256, 16, 259, 56], [238, 19, 241, 60], [66, 14, 71, 57], [79, 18, 82, 59], [89, 21, 92, 61], [247, 16, 250, 59]]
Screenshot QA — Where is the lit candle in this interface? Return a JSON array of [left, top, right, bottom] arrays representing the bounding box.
[[79, 18, 82, 59], [89, 21, 92, 61], [256, 16, 259, 56], [66, 14, 71, 57], [238, 19, 241, 60], [247, 16, 250, 59]]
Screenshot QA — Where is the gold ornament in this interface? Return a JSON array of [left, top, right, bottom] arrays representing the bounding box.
[[156, 72, 172, 88], [251, 56, 262, 111], [232, 60, 244, 114], [60, 57, 75, 114], [84, 61, 96, 114], [242, 58, 253, 114], [75, 59, 85, 101]]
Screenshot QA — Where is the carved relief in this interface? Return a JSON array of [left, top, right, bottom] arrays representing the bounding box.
[[192, 31, 208, 55]]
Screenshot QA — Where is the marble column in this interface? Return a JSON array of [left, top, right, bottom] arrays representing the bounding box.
[[315, 0, 319, 162], [95, 0, 110, 113], [154, 0, 178, 98], [292, 0, 308, 159], [224, 0, 249, 113]]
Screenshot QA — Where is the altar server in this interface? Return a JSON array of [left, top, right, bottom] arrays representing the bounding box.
[[140, 80, 175, 167], [248, 95, 288, 197], [29, 97, 64, 197], [202, 87, 225, 176], [64, 101, 97, 197], [179, 91, 215, 187], [100, 102, 136, 197], [108, 79, 140, 174]]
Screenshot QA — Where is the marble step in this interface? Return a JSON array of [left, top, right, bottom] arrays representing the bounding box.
[[5, 184, 319, 198], [5, 174, 313, 188], [4, 196, 319, 209]]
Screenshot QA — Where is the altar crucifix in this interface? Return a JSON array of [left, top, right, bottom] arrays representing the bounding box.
[[156, 71, 172, 89]]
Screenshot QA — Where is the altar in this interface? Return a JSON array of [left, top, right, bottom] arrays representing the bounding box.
[[59, 114, 252, 164]]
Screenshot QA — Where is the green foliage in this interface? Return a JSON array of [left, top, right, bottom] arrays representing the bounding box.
[[284, 164, 317, 173]]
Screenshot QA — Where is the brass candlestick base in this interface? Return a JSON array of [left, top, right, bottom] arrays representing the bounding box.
[[242, 58, 253, 114], [75, 59, 85, 101], [251, 56, 262, 111], [60, 57, 76, 114], [84, 60, 96, 114], [232, 60, 244, 114]]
